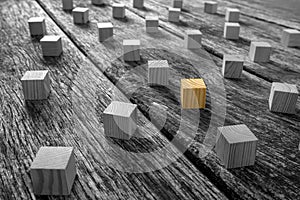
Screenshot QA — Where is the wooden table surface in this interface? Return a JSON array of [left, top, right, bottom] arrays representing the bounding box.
[[0, 0, 299, 199]]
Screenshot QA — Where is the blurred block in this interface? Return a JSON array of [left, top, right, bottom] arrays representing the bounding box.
[[148, 60, 169, 86], [28, 17, 46, 36], [73, 7, 89, 24], [62, 0, 73, 10], [173, 0, 183, 9], [92, 0, 105, 5], [40, 35, 63, 57], [224, 22, 240, 40], [146, 15, 159, 33], [204, 1, 218, 14], [98, 22, 113, 42], [133, 0, 144, 8], [168, 7, 181, 22], [123, 39, 140, 61], [113, 3, 126, 19], [225, 8, 240, 22], [184, 30, 202, 49], [281, 29, 300, 47], [181, 78, 206, 109], [222, 55, 244, 79], [249, 41, 272, 62]]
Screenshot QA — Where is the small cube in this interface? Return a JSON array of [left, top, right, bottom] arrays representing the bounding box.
[[145, 15, 159, 33], [281, 29, 300, 47], [184, 30, 202, 49], [204, 1, 218, 14], [168, 8, 181, 23], [269, 82, 298, 114], [148, 60, 169, 86], [222, 55, 244, 79], [103, 101, 138, 140], [173, 0, 183, 9], [181, 79, 206, 109], [249, 41, 272, 62], [62, 0, 73, 10], [40, 35, 63, 57], [113, 3, 126, 19], [133, 0, 144, 8], [21, 70, 50, 101], [73, 7, 89, 24], [98, 22, 113, 42], [28, 17, 46, 36], [224, 22, 240, 40], [92, 0, 105, 5], [225, 8, 240, 22], [123, 39, 141, 62], [215, 124, 258, 169], [30, 147, 76, 195]]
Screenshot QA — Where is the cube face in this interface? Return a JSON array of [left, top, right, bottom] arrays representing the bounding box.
[[222, 55, 244, 79], [249, 42, 272, 62], [21, 70, 50, 100], [215, 124, 258, 169], [113, 4, 125, 18], [225, 8, 240, 22], [173, 0, 183, 9], [281, 29, 300, 47], [92, 0, 105, 5], [40, 36, 63, 57], [146, 16, 159, 33], [103, 101, 138, 140], [168, 8, 181, 22], [30, 147, 76, 195], [181, 79, 206, 109], [224, 23, 240, 40], [73, 7, 89, 24], [62, 0, 73, 10], [204, 1, 218, 14], [269, 82, 298, 114], [123, 39, 141, 61], [148, 60, 169, 86], [185, 30, 202, 49], [98, 23, 113, 42], [28, 17, 46, 36], [133, 0, 144, 8]]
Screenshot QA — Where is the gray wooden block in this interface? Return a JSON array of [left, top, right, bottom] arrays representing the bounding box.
[[28, 17, 46, 36], [173, 0, 183, 9], [21, 70, 50, 101], [73, 7, 89, 24], [103, 101, 138, 140], [281, 29, 300, 47], [97, 22, 113, 42], [62, 0, 73, 10], [224, 22, 240, 40], [225, 8, 240, 22], [269, 82, 298, 114], [123, 39, 140, 61], [204, 1, 218, 14], [145, 15, 159, 33], [168, 8, 181, 22], [184, 30, 202, 49], [133, 0, 144, 8], [91, 0, 105, 6], [40, 35, 63, 57], [30, 147, 76, 195], [148, 60, 169, 86], [113, 3, 125, 19], [249, 41, 272, 62], [215, 124, 258, 169], [222, 55, 244, 79]]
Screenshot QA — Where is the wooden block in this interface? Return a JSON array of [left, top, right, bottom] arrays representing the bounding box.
[[168, 8, 181, 22], [249, 41, 272, 62], [112, 3, 126, 19], [281, 29, 300, 47], [28, 17, 46, 36], [62, 0, 73, 10], [133, 0, 144, 8], [21, 70, 50, 101], [30, 147, 76, 195], [173, 0, 183, 9], [148, 60, 169, 86], [222, 55, 244, 79], [225, 8, 240, 22], [40, 35, 63, 57], [224, 22, 240, 40], [103, 101, 138, 140], [181, 79, 206, 109], [204, 1, 218, 14], [184, 30, 202, 49], [123, 39, 140, 61], [97, 22, 113, 42], [269, 82, 298, 114], [215, 124, 258, 169], [91, 0, 105, 6], [72, 7, 89, 24], [145, 15, 159, 33]]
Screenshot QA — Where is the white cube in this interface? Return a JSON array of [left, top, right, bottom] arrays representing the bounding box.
[[281, 29, 300, 47], [73, 7, 89, 24], [133, 0, 144, 8], [222, 55, 244, 79], [62, 0, 73, 10], [204, 1, 218, 14], [40, 35, 63, 57], [225, 8, 240, 22], [98, 22, 113, 42], [184, 30, 202, 49], [145, 16, 159, 33], [123, 39, 141, 61], [224, 22, 240, 40], [28, 17, 46, 36], [168, 8, 181, 22], [148, 60, 169, 86], [173, 0, 183, 9], [249, 41, 272, 62], [113, 3, 126, 19]]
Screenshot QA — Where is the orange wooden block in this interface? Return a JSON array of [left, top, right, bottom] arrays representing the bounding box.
[[181, 79, 206, 109]]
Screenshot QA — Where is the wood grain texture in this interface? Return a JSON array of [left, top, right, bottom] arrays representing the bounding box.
[[40, 35, 63, 57], [249, 41, 272, 63], [223, 22, 240, 40], [28, 17, 47, 36], [184, 30, 202, 49], [145, 16, 159, 33], [181, 79, 206, 109], [168, 8, 180, 22], [204, 1, 218, 14], [72, 7, 89, 24], [148, 60, 169, 86], [225, 8, 240, 22], [113, 3, 126, 19], [281, 29, 300, 47], [222, 55, 243, 79], [98, 22, 114, 42], [123, 39, 141, 61]]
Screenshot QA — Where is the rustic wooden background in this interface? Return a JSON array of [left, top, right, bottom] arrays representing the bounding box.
[[0, 0, 299, 199]]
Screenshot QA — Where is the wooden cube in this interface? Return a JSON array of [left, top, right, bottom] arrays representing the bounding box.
[[181, 79, 206, 109], [269, 82, 298, 114], [222, 55, 244, 79], [40, 35, 63, 57], [145, 16, 159, 33], [204, 1, 218, 14], [28, 17, 46, 36], [249, 41, 272, 62], [98, 22, 113, 42], [184, 30, 202, 49], [281, 29, 300, 47], [123, 39, 140, 61], [62, 0, 73, 10], [173, 0, 183, 9], [224, 22, 240, 40], [92, 0, 105, 6], [168, 8, 181, 23], [215, 124, 258, 169], [113, 3, 126, 19], [133, 0, 144, 8], [225, 8, 240, 22], [148, 60, 169, 86], [103, 101, 138, 140], [21, 70, 50, 101], [30, 147, 76, 195], [73, 7, 89, 24]]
